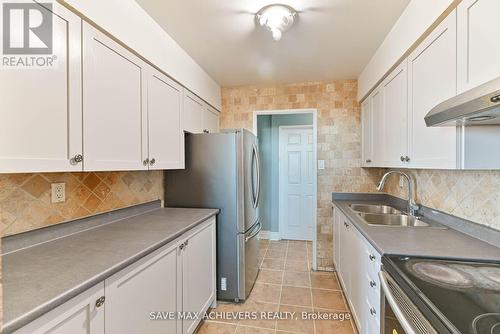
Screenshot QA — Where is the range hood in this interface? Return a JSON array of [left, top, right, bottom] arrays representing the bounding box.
[[425, 76, 500, 126]]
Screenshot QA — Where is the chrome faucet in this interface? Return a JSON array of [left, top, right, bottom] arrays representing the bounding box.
[[377, 171, 420, 217]]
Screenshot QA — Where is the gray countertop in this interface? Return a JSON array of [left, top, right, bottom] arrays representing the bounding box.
[[2, 206, 219, 333], [332, 193, 500, 261]]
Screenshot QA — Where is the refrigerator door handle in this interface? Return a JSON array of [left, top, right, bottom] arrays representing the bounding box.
[[254, 144, 261, 208], [251, 144, 258, 208], [245, 220, 262, 242]]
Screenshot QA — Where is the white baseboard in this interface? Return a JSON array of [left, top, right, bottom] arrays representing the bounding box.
[[259, 230, 280, 240]]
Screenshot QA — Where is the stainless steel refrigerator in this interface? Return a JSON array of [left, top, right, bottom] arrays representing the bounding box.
[[165, 129, 261, 302]]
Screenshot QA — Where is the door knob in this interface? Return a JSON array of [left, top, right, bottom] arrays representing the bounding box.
[[150, 158, 156, 166], [405, 156, 410, 162], [370, 280, 377, 288], [400, 156, 405, 162], [143, 158, 149, 166]]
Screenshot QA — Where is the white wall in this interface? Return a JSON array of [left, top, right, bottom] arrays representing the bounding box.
[[357, 0, 453, 101], [61, 0, 221, 109]]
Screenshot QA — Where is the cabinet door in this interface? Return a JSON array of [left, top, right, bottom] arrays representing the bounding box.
[[14, 283, 104, 334], [82, 23, 148, 171], [148, 70, 185, 169], [381, 60, 408, 167], [370, 87, 385, 167], [182, 218, 216, 334], [408, 11, 457, 169], [333, 207, 343, 270], [458, 0, 500, 93], [337, 214, 351, 294], [361, 98, 373, 166], [105, 241, 181, 334], [203, 106, 220, 133], [183, 92, 204, 134], [0, 2, 82, 173]]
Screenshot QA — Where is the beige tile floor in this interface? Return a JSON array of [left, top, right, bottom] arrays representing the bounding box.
[[197, 240, 358, 334]]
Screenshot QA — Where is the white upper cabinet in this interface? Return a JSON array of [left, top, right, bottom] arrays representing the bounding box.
[[381, 60, 408, 167], [203, 106, 220, 134], [82, 23, 148, 171], [407, 11, 457, 169], [361, 99, 373, 166], [457, 0, 500, 93], [183, 92, 204, 134], [0, 2, 82, 173], [147, 70, 185, 169], [370, 88, 385, 167]]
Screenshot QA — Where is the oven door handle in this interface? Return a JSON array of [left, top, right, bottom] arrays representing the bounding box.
[[379, 271, 419, 334]]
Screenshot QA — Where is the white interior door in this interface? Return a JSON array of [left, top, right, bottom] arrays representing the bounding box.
[[279, 126, 314, 241]]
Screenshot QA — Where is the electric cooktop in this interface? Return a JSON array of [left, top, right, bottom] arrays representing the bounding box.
[[384, 255, 500, 334]]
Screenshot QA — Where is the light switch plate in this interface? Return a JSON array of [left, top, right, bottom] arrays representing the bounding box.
[[318, 160, 325, 170], [51, 183, 66, 203]]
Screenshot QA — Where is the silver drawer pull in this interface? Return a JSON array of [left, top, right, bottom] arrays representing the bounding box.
[[369, 254, 376, 261], [370, 280, 377, 288], [370, 307, 377, 316]]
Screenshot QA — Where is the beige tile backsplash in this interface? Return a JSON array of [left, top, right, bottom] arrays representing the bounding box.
[[0, 171, 164, 237], [221, 81, 383, 269], [384, 169, 500, 231]]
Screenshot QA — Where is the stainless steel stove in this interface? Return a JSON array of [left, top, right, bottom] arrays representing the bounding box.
[[381, 255, 500, 334]]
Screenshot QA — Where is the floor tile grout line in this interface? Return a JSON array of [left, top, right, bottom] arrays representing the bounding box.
[[275, 239, 288, 332], [305, 239, 316, 334]]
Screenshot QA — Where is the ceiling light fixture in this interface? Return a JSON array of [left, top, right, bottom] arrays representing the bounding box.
[[256, 4, 297, 41]]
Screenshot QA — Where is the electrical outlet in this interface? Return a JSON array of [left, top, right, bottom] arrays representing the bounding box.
[[399, 175, 404, 188], [318, 160, 325, 170], [51, 183, 66, 203]]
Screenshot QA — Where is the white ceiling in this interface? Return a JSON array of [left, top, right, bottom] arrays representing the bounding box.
[[136, 0, 410, 87]]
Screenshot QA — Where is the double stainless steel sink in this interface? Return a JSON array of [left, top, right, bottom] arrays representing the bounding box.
[[349, 204, 445, 228]]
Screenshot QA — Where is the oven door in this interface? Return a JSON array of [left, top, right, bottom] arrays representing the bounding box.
[[379, 271, 438, 334]]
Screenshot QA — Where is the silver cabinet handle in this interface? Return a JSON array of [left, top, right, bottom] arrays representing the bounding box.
[[370, 307, 377, 316], [179, 243, 185, 250], [150, 158, 156, 166], [370, 280, 377, 288], [70, 154, 83, 165], [143, 158, 149, 166], [365, 159, 372, 163], [203, 129, 209, 133], [400, 156, 405, 162], [95, 296, 105, 308], [184, 240, 188, 247], [405, 156, 410, 162], [369, 254, 376, 261]]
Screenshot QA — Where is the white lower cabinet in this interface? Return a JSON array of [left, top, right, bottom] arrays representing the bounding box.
[[333, 207, 381, 334], [182, 220, 217, 334], [14, 218, 216, 334], [105, 241, 181, 334], [14, 283, 105, 334]]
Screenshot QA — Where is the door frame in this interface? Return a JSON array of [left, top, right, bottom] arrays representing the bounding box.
[[278, 125, 314, 242], [252, 109, 318, 271]]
